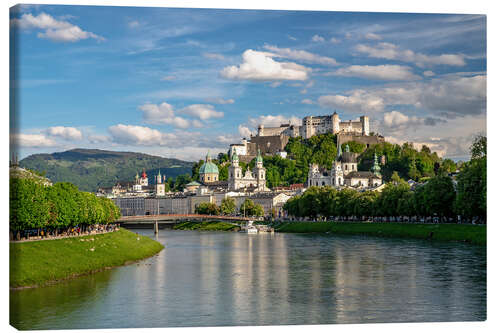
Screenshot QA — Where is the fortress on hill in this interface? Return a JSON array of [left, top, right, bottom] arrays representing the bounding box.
[[230, 112, 384, 162]]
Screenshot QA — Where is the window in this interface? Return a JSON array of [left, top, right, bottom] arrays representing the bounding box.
[[345, 165, 348, 170], [208, 176, 210, 181], [322, 181, 325, 186], [352, 165, 354, 170]]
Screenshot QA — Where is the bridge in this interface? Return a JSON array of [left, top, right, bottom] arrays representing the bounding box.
[[117, 214, 254, 227]]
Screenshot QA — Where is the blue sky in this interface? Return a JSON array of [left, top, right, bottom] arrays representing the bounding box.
[[10, 4, 486, 161]]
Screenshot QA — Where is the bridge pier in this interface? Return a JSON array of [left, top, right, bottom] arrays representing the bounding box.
[[154, 221, 159, 234]]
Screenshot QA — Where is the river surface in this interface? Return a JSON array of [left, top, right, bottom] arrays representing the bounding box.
[[10, 229, 486, 329]]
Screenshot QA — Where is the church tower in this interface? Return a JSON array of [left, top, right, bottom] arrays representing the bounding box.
[[332, 141, 344, 186], [253, 149, 266, 191], [228, 152, 242, 191], [155, 169, 165, 196]]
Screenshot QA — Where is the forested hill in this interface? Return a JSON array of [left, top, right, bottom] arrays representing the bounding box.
[[19, 149, 193, 192]]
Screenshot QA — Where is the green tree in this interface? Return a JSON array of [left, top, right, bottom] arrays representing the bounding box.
[[421, 175, 456, 221], [195, 202, 220, 215], [220, 197, 236, 215], [10, 178, 51, 232], [470, 134, 486, 159]]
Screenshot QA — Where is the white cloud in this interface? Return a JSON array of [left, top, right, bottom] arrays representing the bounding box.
[[382, 111, 445, 129], [45, 126, 83, 141], [139, 102, 191, 129], [220, 49, 309, 81], [317, 74, 485, 117], [247, 115, 302, 128], [423, 70, 435, 77], [11, 133, 57, 148], [180, 104, 224, 120], [365, 32, 382, 40], [301, 99, 315, 105], [311, 34, 325, 42], [330, 37, 340, 44], [355, 42, 465, 67], [287, 35, 297, 41], [11, 12, 104, 42], [108, 124, 177, 146], [318, 90, 386, 113], [332, 64, 420, 81], [205, 97, 234, 104], [87, 134, 110, 144], [263, 45, 339, 66], [203, 52, 225, 60], [238, 125, 253, 138], [140, 102, 223, 128]]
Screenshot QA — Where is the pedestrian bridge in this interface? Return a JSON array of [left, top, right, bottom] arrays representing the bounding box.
[[117, 214, 253, 225]]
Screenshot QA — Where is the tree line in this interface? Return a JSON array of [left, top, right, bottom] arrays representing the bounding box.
[[283, 136, 486, 224], [194, 197, 264, 217], [10, 178, 121, 235]]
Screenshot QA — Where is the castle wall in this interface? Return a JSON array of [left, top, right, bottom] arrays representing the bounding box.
[[337, 134, 385, 148]]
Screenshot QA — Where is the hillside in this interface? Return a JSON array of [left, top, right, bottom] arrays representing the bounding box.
[[19, 149, 193, 192]]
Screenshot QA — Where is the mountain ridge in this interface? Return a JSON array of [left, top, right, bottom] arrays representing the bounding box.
[[19, 148, 194, 192]]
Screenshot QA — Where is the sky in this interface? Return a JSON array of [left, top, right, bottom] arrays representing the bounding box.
[[9, 4, 486, 161]]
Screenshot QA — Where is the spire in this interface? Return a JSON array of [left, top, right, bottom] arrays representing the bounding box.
[[345, 143, 350, 153], [337, 140, 342, 159], [256, 148, 263, 164], [206, 150, 211, 162], [371, 152, 381, 177], [157, 169, 162, 184]]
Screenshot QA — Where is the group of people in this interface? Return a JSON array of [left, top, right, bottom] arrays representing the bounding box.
[[11, 224, 121, 242]]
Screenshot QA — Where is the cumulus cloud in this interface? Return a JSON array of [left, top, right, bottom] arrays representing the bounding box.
[[205, 97, 234, 104], [108, 124, 177, 146], [140, 102, 223, 128], [45, 126, 83, 141], [140, 102, 191, 129], [263, 45, 339, 66], [87, 134, 110, 144], [128, 20, 140, 28], [311, 34, 325, 42], [11, 133, 57, 148], [180, 104, 224, 120], [330, 37, 340, 44], [331, 64, 420, 81], [11, 12, 104, 42], [383, 111, 445, 129], [317, 74, 485, 117], [318, 90, 386, 113], [247, 114, 302, 128], [238, 125, 253, 138], [220, 49, 309, 81], [423, 70, 435, 77], [355, 42, 465, 67], [365, 32, 382, 40]]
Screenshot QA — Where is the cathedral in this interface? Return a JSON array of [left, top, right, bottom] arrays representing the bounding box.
[[228, 149, 269, 192], [307, 143, 382, 189]]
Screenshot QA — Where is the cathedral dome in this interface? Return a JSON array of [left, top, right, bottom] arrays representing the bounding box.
[[199, 152, 219, 175]]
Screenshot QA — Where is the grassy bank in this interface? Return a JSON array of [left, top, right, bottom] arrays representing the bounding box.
[[173, 221, 240, 232], [276, 222, 486, 245], [10, 229, 164, 289]]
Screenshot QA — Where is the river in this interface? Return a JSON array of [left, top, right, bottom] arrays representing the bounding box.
[[10, 229, 486, 329]]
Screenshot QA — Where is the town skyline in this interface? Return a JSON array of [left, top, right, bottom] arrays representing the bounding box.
[[10, 4, 486, 161]]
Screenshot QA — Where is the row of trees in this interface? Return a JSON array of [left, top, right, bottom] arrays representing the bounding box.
[[10, 179, 121, 233], [194, 198, 264, 217], [283, 136, 486, 223]]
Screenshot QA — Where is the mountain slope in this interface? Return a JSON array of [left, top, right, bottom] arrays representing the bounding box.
[[19, 149, 193, 192]]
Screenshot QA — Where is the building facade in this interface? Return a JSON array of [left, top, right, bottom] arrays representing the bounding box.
[[307, 144, 382, 189], [228, 149, 269, 192]]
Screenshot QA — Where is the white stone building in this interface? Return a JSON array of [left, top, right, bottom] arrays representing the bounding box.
[[307, 144, 382, 189], [228, 149, 269, 192], [256, 112, 370, 139]]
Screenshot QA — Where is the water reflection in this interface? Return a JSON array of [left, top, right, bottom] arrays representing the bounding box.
[[10, 230, 486, 330]]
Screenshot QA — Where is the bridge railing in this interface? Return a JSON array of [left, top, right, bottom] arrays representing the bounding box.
[[118, 214, 254, 222]]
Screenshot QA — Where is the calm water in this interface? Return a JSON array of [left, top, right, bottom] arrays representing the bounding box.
[[10, 229, 486, 330]]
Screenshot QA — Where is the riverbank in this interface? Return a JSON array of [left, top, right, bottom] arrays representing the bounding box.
[[173, 221, 240, 231], [10, 229, 164, 289], [275, 222, 486, 245]]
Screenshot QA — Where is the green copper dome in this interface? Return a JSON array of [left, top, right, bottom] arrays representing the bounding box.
[[199, 152, 219, 175], [232, 153, 239, 162]]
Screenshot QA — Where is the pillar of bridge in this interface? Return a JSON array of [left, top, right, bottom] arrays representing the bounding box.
[[154, 221, 159, 234]]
